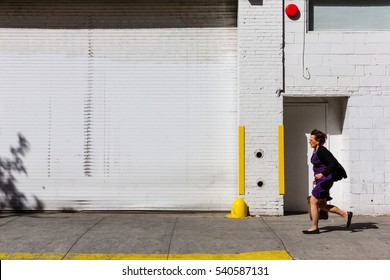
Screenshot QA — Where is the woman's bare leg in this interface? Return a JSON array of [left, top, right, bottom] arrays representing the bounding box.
[[318, 200, 348, 221], [308, 196, 320, 230]]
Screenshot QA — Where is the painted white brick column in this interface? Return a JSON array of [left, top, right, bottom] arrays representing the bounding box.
[[238, 0, 284, 215]]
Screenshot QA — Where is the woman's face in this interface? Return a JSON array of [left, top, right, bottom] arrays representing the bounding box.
[[309, 135, 319, 149]]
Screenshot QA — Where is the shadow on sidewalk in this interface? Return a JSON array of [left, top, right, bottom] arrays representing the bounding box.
[[320, 222, 379, 233]]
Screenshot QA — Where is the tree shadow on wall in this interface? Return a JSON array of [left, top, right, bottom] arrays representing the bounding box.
[[0, 133, 44, 212]]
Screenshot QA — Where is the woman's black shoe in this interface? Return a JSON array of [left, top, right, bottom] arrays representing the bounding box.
[[346, 211, 353, 228], [302, 229, 320, 234]]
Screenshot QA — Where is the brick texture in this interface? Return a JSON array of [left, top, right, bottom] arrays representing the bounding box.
[[238, 0, 283, 215], [284, 0, 390, 215]]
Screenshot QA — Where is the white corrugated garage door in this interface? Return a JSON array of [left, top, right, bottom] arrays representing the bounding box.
[[0, 0, 237, 211]]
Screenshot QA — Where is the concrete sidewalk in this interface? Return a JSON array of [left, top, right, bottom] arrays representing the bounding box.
[[0, 211, 389, 260]]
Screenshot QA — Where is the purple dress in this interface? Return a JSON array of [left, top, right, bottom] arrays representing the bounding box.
[[311, 150, 333, 200]]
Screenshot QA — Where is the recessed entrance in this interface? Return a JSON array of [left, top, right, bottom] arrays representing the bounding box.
[[283, 97, 348, 214]]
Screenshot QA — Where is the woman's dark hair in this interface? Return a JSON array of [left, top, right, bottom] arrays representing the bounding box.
[[311, 129, 327, 146]]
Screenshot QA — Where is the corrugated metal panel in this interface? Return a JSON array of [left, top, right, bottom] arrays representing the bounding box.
[[0, 0, 237, 211]]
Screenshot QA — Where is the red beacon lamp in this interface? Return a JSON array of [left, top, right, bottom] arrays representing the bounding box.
[[285, 4, 299, 17]]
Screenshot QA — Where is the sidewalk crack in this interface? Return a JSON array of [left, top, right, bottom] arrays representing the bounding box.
[[0, 215, 23, 227], [166, 217, 178, 260], [62, 216, 107, 260], [260, 216, 294, 259]]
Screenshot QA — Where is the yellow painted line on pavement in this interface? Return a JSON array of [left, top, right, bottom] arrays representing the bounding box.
[[0, 250, 292, 260], [169, 251, 292, 260], [66, 253, 168, 260], [0, 252, 64, 260]]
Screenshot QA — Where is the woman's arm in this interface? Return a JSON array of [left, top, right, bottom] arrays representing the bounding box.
[[316, 146, 339, 176]]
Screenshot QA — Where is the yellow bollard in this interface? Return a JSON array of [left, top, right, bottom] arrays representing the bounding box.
[[226, 197, 251, 219]]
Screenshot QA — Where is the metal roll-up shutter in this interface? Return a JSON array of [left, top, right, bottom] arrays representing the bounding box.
[[0, 0, 237, 211]]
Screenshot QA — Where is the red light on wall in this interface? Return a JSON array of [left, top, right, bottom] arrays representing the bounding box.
[[285, 4, 299, 17]]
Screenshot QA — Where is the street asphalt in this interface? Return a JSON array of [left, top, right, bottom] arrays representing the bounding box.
[[0, 211, 389, 260]]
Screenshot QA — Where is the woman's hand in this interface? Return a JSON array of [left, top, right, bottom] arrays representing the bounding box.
[[314, 173, 324, 180]]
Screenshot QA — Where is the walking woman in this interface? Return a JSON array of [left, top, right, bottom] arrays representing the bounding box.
[[303, 129, 352, 234]]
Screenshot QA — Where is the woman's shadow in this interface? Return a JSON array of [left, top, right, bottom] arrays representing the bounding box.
[[320, 222, 379, 233]]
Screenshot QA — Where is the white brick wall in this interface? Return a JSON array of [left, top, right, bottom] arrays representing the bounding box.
[[344, 95, 390, 215], [238, 0, 283, 215], [284, 0, 390, 215]]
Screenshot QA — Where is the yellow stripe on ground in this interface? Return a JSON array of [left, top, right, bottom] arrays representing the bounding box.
[[169, 251, 292, 260], [0, 252, 64, 260], [66, 253, 168, 260], [0, 250, 292, 260]]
